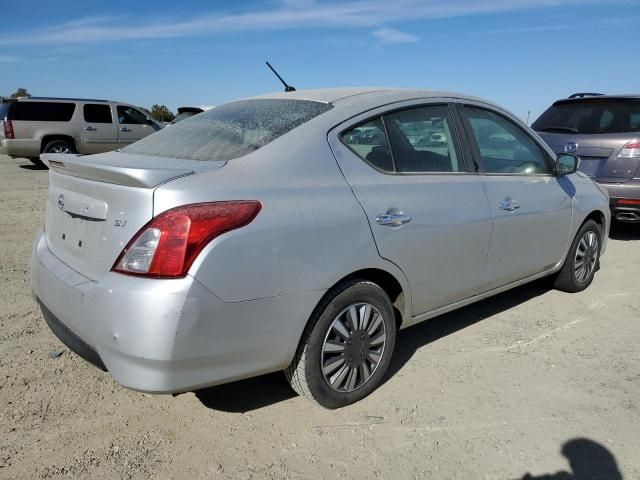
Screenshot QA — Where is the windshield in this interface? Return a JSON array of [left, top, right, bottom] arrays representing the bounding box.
[[533, 99, 640, 135], [122, 99, 333, 161]]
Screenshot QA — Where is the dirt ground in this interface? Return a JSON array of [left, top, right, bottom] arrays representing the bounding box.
[[1, 154, 639, 480]]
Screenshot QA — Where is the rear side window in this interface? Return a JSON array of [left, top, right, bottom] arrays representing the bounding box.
[[341, 118, 394, 172], [12, 102, 75, 122], [122, 99, 333, 161], [84, 104, 113, 123], [341, 105, 461, 173], [385, 106, 461, 173], [533, 99, 640, 134]]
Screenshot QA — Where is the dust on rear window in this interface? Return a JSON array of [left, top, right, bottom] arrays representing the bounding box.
[[122, 99, 333, 161]]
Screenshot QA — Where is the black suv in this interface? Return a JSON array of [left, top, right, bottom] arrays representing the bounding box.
[[533, 94, 640, 223]]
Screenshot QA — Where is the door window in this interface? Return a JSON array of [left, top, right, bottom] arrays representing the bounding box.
[[384, 106, 461, 173], [464, 107, 550, 174], [117, 106, 148, 125], [340, 105, 462, 174], [341, 117, 394, 172], [84, 104, 112, 124], [13, 102, 75, 122]]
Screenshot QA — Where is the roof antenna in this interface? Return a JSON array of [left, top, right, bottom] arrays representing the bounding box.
[[265, 61, 296, 92]]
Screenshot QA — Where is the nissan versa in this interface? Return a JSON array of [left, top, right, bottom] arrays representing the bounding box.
[[31, 88, 610, 408]]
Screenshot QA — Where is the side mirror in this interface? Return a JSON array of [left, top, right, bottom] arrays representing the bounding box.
[[556, 153, 580, 176]]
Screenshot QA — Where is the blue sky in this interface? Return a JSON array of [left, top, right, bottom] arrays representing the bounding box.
[[1, 0, 638, 121]]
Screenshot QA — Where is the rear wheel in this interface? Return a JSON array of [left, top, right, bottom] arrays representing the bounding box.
[[42, 139, 76, 154], [553, 219, 601, 292], [285, 279, 396, 409]]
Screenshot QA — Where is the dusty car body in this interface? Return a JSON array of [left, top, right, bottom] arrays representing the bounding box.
[[31, 88, 610, 408]]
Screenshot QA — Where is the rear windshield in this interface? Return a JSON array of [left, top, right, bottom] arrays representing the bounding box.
[[12, 101, 76, 122], [533, 99, 640, 135], [122, 99, 333, 161]]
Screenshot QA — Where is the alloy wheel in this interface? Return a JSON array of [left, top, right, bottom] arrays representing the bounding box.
[[320, 302, 387, 393], [574, 230, 599, 283]]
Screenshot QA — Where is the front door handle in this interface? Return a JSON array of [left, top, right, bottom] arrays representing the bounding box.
[[376, 212, 412, 227], [84, 126, 97, 131], [119, 127, 132, 133], [499, 199, 520, 211]]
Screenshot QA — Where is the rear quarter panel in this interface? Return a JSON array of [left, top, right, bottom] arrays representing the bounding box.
[[153, 122, 411, 307]]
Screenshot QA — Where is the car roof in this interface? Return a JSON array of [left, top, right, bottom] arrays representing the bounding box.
[[554, 94, 640, 105], [246, 87, 490, 107], [9, 96, 113, 103], [243, 87, 508, 125]]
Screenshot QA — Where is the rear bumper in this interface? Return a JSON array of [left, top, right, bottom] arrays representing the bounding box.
[[31, 230, 323, 393], [0, 138, 40, 158], [600, 180, 640, 223]]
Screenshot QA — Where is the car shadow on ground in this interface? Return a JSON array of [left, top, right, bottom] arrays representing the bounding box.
[[194, 372, 296, 412], [609, 221, 640, 241], [194, 279, 552, 413], [516, 437, 622, 480], [18, 162, 48, 171], [382, 278, 551, 386]]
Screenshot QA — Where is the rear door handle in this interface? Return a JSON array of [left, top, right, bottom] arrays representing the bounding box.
[[119, 127, 132, 132], [84, 126, 97, 131], [499, 199, 520, 211], [376, 212, 412, 227]]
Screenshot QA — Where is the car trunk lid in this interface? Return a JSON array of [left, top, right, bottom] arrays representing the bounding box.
[[537, 132, 639, 183], [41, 152, 226, 281]]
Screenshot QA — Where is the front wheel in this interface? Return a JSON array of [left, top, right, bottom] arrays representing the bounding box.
[[553, 219, 601, 292], [285, 279, 397, 409]]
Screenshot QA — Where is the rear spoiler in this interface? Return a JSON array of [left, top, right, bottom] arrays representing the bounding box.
[[40, 153, 203, 188]]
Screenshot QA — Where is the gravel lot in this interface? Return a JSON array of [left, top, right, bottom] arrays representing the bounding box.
[[1, 154, 639, 480]]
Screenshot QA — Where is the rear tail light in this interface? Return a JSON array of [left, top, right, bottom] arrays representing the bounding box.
[[618, 141, 640, 159], [112, 201, 262, 278], [617, 198, 640, 205], [3, 119, 14, 139]]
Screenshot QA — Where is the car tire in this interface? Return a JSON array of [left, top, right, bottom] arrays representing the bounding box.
[[28, 157, 44, 166], [285, 279, 397, 409], [553, 219, 601, 293], [42, 139, 76, 155]]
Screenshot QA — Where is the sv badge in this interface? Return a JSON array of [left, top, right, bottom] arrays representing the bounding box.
[[114, 219, 127, 227]]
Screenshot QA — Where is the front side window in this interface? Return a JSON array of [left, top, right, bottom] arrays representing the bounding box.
[[123, 99, 333, 161], [117, 106, 149, 125], [464, 107, 550, 175], [84, 104, 112, 124]]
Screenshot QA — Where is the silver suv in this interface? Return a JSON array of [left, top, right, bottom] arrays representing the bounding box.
[[0, 97, 162, 163], [533, 94, 640, 223]]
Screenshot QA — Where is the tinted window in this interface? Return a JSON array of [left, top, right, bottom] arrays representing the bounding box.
[[84, 104, 112, 124], [341, 117, 393, 172], [465, 107, 550, 174], [0, 102, 10, 121], [123, 99, 333, 161], [12, 102, 75, 122], [118, 106, 148, 125], [385, 106, 461, 173], [533, 99, 640, 134]]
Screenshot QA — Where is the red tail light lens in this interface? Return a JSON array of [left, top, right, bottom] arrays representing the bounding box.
[[113, 201, 262, 278], [3, 119, 14, 139], [617, 198, 640, 205]]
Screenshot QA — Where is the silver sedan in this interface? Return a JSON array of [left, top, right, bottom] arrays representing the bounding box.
[[31, 88, 610, 408]]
